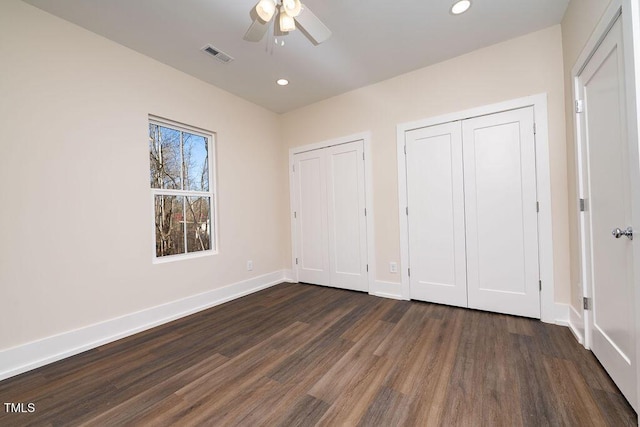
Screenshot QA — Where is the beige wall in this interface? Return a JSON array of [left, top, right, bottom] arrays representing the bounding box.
[[282, 26, 571, 304], [0, 0, 288, 350], [561, 0, 613, 312]]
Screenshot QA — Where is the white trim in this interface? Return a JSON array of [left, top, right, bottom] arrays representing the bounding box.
[[283, 268, 295, 282], [568, 305, 585, 345], [396, 94, 556, 323], [370, 280, 405, 300], [396, 126, 411, 299], [553, 303, 570, 327], [0, 270, 288, 382], [288, 132, 376, 293]]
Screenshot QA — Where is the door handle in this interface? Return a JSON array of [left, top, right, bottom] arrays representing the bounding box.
[[612, 226, 634, 240]]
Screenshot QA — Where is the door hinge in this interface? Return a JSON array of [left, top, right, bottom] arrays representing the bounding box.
[[536, 202, 540, 213], [404, 144, 407, 155], [295, 257, 298, 265], [408, 268, 411, 277], [366, 264, 369, 272], [294, 211, 297, 219], [539, 280, 542, 291], [363, 152, 365, 160], [575, 100, 584, 113], [533, 123, 537, 135], [583, 297, 590, 310], [406, 206, 409, 216], [292, 164, 295, 172], [364, 208, 367, 216], [579, 198, 586, 212]]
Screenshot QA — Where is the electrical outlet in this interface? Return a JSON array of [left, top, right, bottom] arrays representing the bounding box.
[[389, 262, 398, 273], [247, 260, 253, 271]]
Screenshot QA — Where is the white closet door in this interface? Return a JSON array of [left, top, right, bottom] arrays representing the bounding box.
[[463, 107, 540, 318], [406, 122, 467, 307], [326, 141, 368, 291], [294, 150, 330, 285]]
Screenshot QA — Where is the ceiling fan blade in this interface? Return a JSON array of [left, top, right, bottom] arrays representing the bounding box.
[[295, 4, 332, 45], [244, 18, 269, 42]]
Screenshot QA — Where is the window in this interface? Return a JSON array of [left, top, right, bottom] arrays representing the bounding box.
[[149, 117, 216, 260]]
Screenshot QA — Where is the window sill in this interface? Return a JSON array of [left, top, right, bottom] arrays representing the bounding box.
[[152, 249, 218, 264]]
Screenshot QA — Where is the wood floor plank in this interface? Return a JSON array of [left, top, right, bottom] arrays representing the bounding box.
[[543, 357, 609, 426], [80, 352, 229, 426], [0, 283, 635, 426], [511, 334, 565, 426], [373, 302, 433, 358], [273, 394, 331, 427], [357, 386, 411, 427], [308, 320, 393, 403], [315, 355, 395, 426]]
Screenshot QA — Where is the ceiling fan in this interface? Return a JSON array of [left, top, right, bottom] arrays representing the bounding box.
[[244, 0, 332, 45]]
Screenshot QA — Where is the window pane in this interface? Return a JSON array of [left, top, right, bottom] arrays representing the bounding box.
[[149, 125, 182, 189], [154, 195, 185, 257], [149, 124, 159, 188], [186, 196, 211, 253], [183, 133, 209, 191]]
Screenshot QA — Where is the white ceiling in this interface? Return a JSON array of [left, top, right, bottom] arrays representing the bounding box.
[[22, 0, 569, 113]]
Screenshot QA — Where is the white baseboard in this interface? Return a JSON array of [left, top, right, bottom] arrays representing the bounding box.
[[283, 269, 295, 283], [553, 302, 570, 326], [0, 270, 288, 382], [554, 302, 585, 346], [568, 305, 585, 345], [369, 280, 406, 300]]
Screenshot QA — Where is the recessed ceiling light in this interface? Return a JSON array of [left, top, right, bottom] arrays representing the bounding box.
[[450, 0, 471, 15], [277, 78, 289, 86]]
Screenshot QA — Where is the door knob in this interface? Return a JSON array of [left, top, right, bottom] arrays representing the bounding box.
[[612, 226, 634, 240]]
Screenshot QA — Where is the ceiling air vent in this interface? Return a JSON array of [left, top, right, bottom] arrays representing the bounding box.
[[201, 45, 234, 64]]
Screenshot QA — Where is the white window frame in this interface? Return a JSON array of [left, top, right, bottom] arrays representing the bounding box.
[[149, 115, 218, 263]]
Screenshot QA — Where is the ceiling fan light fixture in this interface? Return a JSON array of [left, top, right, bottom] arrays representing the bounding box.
[[279, 7, 296, 32], [450, 0, 471, 15], [277, 78, 289, 86], [256, 0, 276, 22], [283, 0, 302, 17]]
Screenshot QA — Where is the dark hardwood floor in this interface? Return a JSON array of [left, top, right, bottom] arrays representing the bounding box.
[[0, 282, 635, 426]]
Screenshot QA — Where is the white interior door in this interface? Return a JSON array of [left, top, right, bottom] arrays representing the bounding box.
[[293, 149, 329, 285], [406, 122, 467, 307], [293, 140, 368, 292], [579, 16, 637, 406], [463, 107, 541, 318], [326, 141, 368, 291]]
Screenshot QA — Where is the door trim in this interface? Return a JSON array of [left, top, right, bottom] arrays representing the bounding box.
[[571, 0, 640, 411], [396, 94, 556, 323], [288, 132, 376, 294]]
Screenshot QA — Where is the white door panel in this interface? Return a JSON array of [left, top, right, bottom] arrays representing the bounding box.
[[326, 142, 368, 291], [406, 122, 467, 307], [294, 151, 329, 285], [293, 140, 368, 292], [463, 107, 541, 318], [579, 17, 636, 405]]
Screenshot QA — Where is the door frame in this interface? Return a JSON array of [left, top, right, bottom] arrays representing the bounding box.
[[288, 132, 376, 293], [571, 0, 640, 410], [396, 94, 557, 323]]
